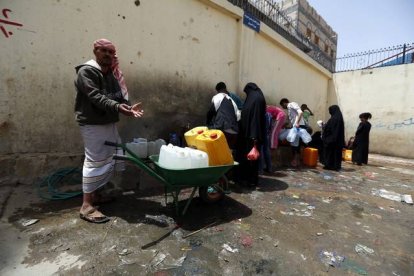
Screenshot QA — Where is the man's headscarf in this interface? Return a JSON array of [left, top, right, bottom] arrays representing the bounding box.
[[93, 39, 128, 100]]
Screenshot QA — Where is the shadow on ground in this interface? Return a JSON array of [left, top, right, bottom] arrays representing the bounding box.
[[257, 177, 289, 193], [176, 196, 252, 231], [101, 194, 252, 231]]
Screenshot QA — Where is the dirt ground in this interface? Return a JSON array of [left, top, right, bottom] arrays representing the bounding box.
[[0, 153, 413, 276]]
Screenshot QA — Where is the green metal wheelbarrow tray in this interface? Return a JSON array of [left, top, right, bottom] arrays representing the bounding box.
[[105, 141, 238, 216]]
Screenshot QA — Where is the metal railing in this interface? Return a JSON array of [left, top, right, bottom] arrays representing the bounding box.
[[335, 43, 414, 72], [227, 0, 335, 72]]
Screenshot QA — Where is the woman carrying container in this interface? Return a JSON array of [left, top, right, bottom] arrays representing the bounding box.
[[235, 83, 266, 187]]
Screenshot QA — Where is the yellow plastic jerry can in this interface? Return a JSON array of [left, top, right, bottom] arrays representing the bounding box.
[[194, 129, 233, 166], [184, 126, 208, 148], [303, 147, 318, 167]]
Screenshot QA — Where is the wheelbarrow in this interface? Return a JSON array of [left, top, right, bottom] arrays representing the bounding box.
[[104, 141, 238, 216]]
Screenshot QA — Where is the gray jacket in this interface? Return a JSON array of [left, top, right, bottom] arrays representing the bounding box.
[[74, 60, 128, 125]]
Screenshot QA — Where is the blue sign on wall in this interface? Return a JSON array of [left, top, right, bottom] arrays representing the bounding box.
[[243, 12, 260, 32]]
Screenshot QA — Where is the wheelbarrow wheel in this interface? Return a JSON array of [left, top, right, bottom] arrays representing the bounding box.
[[199, 176, 228, 203]]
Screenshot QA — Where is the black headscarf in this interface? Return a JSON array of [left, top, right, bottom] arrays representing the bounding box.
[[323, 105, 345, 147], [240, 83, 266, 144]]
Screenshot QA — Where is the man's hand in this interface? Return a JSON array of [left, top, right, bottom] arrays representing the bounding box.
[[131, 102, 144, 118], [118, 103, 144, 118]]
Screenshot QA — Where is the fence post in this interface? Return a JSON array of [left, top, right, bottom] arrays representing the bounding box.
[[402, 44, 406, 64]]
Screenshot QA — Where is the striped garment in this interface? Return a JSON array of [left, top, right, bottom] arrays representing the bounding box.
[[270, 112, 286, 149], [80, 123, 124, 193]]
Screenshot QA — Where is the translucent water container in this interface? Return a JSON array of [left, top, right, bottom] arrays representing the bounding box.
[[303, 147, 318, 167], [159, 144, 191, 169], [126, 142, 137, 157], [194, 129, 233, 166], [133, 137, 147, 143], [173, 147, 192, 169], [158, 144, 172, 168], [186, 147, 209, 168], [147, 141, 157, 156], [127, 138, 148, 158], [154, 139, 166, 155], [184, 126, 208, 148]]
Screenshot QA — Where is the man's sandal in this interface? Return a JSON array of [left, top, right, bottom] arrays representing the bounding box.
[[80, 207, 110, 224]]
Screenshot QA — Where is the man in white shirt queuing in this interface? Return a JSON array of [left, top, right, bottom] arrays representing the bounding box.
[[279, 98, 311, 167]]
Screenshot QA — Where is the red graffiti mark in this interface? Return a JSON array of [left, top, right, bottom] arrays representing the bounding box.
[[0, 8, 23, 38]]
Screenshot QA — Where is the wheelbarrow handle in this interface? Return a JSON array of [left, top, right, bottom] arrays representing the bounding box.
[[104, 141, 119, 147], [113, 154, 130, 161]]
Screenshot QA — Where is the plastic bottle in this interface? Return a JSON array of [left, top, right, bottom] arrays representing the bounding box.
[[321, 172, 333, 180]]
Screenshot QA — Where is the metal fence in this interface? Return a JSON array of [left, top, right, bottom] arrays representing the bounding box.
[[227, 0, 335, 72], [335, 43, 414, 72]]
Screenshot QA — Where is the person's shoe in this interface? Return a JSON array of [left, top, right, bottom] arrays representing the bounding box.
[[80, 207, 110, 224]]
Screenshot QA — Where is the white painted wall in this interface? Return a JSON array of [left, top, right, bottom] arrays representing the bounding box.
[[2, 0, 412, 180], [0, 0, 331, 160], [331, 64, 414, 158]]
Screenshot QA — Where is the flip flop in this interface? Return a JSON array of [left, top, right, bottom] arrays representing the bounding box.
[[80, 207, 110, 224]]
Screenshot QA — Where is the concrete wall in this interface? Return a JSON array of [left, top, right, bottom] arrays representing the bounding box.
[[330, 64, 414, 159], [0, 0, 331, 179]]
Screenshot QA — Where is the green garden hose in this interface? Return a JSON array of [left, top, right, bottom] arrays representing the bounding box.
[[37, 167, 83, 200]]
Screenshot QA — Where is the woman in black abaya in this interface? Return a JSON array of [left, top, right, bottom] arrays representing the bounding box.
[[352, 112, 372, 165], [323, 105, 345, 171], [235, 83, 266, 186]]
